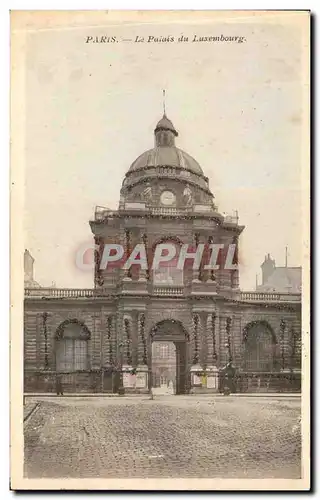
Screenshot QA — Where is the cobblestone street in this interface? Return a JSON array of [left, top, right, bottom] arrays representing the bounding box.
[[24, 396, 301, 479]]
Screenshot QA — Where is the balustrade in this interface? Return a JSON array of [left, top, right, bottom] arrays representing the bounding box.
[[240, 291, 301, 302], [24, 287, 301, 302]]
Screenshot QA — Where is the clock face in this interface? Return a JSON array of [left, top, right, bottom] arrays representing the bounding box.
[[160, 190, 176, 206]]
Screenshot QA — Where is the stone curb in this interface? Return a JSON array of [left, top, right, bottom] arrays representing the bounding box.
[[23, 402, 40, 422]]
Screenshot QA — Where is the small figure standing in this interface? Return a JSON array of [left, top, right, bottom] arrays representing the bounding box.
[[168, 379, 174, 393], [56, 373, 64, 396], [223, 362, 236, 395]]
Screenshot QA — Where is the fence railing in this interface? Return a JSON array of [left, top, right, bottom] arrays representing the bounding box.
[[149, 206, 190, 216], [228, 371, 301, 393], [24, 369, 301, 394], [224, 214, 239, 224], [24, 288, 96, 298], [153, 286, 184, 296], [94, 206, 118, 220], [240, 292, 301, 302], [94, 204, 240, 220]]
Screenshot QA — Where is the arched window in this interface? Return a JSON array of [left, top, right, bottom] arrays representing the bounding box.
[[243, 321, 276, 372], [55, 320, 90, 372]]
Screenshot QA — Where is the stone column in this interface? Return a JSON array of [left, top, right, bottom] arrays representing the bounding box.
[[123, 229, 132, 281], [198, 235, 205, 282], [91, 313, 102, 370], [206, 236, 218, 283], [123, 316, 133, 366], [192, 314, 200, 365], [136, 312, 148, 391], [100, 310, 106, 369], [94, 236, 104, 287], [106, 315, 114, 366], [231, 236, 239, 289], [205, 313, 218, 391], [36, 313, 42, 371], [218, 315, 227, 366], [190, 314, 202, 391], [199, 312, 208, 370], [206, 313, 218, 367], [226, 316, 233, 363], [115, 311, 123, 368], [192, 233, 201, 282], [131, 311, 139, 368], [280, 318, 287, 372], [122, 315, 134, 390], [137, 313, 147, 366], [42, 312, 49, 370], [138, 233, 148, 282]]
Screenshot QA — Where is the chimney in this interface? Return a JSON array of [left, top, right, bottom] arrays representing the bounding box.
[[261, 254, 275, 285], [24, 249, 34, 282]]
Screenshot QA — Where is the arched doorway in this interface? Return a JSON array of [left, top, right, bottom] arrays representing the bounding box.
[[152, 341, 176, 394], [242, 321, 277, 372], [150, 319, 190, 395]]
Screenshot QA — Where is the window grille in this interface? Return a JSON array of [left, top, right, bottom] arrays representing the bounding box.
[[243, 323, 276, 372], [56, 321, 89, 372]]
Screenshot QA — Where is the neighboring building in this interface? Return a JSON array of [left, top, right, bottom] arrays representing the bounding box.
[[24, 249, 41, 288], [152, 342, 176, 387], [24, 113, 302, 394], [257, 254, 302, 294], [24, 249, 57, 292]]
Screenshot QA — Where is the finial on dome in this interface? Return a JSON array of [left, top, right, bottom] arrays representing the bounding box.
[[163, 89, 166, 116], [154, 91, 178, 145]]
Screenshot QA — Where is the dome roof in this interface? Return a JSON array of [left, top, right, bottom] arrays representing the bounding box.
[[128, 146, 204, 175], [155, 114, 178, 136]]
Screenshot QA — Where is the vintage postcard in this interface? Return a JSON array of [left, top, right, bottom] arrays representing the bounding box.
[[10, 10, 310, 491]]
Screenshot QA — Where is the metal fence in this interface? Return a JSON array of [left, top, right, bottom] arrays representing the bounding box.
[[24, 369, 301, 394], [219, 371, 301, 394]]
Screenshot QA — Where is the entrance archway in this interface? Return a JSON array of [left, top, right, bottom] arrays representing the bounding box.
[[150, 319, 190, 395]]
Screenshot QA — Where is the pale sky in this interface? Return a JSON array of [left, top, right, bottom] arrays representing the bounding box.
[[23, 13, 306, 290]]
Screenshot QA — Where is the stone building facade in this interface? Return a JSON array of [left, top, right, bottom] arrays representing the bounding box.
[[24, 114, 302, 394]]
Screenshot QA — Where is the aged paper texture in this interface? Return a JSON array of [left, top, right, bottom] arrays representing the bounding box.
[[10, 10, 310, 491]]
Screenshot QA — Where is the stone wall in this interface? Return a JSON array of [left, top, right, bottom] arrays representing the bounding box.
[[24, 295, 301, 393]]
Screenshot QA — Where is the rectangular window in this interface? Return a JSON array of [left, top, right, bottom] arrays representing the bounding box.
[[160, 345, 169, 358], [74, 339, 87, 370], [153, 267, 183, 286], [56, 339, 88, 372]]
